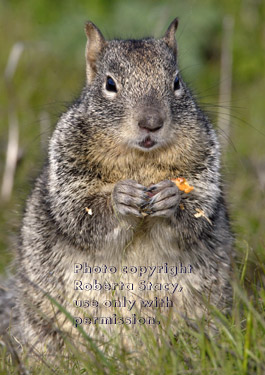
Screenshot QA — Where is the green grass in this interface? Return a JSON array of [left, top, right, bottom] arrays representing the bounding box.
[[1, 253, 265, 374]]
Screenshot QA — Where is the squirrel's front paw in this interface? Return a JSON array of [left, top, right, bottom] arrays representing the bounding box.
[[144, 180, 181, 218], [112, 179, 148, 218]]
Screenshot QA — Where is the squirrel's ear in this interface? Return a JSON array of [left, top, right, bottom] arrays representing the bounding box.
[[162, 18, 179, 55], [85, 21, 106, 83]]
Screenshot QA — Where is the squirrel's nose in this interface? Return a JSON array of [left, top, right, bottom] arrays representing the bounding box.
[[138, 112, 164, 132]]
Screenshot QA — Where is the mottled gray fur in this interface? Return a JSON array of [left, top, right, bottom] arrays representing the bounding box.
[[2, 19, 234, 353]]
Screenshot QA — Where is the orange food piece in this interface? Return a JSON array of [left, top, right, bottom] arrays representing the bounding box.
[[85, 207, 93, 215], [194, 208, 212, 224], [171, 177, 194, 194]]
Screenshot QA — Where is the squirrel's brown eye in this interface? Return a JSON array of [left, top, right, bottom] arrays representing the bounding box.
[[106, 76, 117, 92], [174, 75, 180, 91]]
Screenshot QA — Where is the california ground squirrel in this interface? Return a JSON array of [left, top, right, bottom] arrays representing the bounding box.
[[7, 18, 234, 352]]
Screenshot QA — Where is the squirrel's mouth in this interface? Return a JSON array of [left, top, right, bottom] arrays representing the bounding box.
[[139, 136, 156, 149]]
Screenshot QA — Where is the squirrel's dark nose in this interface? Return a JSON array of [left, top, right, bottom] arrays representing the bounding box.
[[138, 111, 164, 132]]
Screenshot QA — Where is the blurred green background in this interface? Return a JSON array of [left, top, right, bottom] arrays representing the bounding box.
[[0, 0, 264, 276]]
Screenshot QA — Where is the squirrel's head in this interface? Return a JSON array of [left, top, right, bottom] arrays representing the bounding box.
[[78, 19, 216, 170]]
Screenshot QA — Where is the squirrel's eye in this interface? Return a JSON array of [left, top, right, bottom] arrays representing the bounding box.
[[106, 76, 117, 92], [174, 75, 180, 91]]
